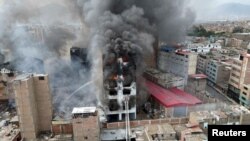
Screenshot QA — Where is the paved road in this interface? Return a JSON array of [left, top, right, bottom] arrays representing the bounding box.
[[206, 85, 233, 104]]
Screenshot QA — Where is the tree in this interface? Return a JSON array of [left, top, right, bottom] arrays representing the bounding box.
[[232, 26, 244, 33]]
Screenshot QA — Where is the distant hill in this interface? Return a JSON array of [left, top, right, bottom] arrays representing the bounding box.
[[213, 3, 250, 20]]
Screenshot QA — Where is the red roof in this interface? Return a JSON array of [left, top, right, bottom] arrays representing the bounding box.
[[146, 81, 202, 107]]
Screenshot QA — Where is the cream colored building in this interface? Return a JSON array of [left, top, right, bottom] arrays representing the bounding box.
[[158, 50, 198, 85], [14, 74, 52, 140], [228, 52, 250, 104]]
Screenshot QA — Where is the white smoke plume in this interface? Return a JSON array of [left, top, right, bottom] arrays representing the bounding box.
[[0, 0, 195, 118]]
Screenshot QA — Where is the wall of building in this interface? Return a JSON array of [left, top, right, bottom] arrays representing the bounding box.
[[240, 84, 250, 109], [33, 75, 52, 131], [158, 51, 197, 85], [73, 114, 100, 141], [196, 55, 209, 74], [229, 55, 250, 104], [185, 77, 207, 103], [14, 74, 52, 140], [14, 76, 39, 140], [206, 60, 231, 85]]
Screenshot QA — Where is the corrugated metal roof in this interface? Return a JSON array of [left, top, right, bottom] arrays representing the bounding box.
[[146, 81, 201, 107]]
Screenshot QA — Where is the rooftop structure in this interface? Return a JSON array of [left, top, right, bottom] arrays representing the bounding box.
[[143, 123, 177, 141], [144, 68, 185, 90], [186, 43, 221, 54], [72, 107, 96, 114]]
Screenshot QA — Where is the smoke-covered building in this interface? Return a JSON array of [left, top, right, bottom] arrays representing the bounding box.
[[70, 47, 90, 75], [103, 38, 137, 122]]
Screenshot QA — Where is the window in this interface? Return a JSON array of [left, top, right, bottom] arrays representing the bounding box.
[[240, 55, 244, 61], [231, 73, 240, 79], [244, 87, 248, 91], [241, 96, 246, 101], [38, 76, 45, 80], [230, 79, 238, 85], [242, 92, 247, 96]]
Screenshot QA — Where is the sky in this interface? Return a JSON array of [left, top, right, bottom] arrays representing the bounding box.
[[188, 0, 250, 21]]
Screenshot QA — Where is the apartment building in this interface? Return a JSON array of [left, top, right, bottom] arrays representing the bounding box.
[[240, 84, 250, 109], [196, 54, 210, 74], [13, 74, 52, 140], [187, 43, 221, 54], [206, 59, 231, 91], [185, 74, 207, 101], [228, 52, 250, 103], [158, 49, 197, 85]]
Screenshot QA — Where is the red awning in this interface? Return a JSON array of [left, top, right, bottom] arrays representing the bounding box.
[[146, 81, 202, 107]]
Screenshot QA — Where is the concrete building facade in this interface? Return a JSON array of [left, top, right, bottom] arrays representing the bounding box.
[[13, 74, 52, 140], [72, 107, 100, 141], [228, 53, 250, 103], [196, 54, 210, 74], [158, 50, 198, 85], [206, 59, 231, 89], [185, 74, 207, 102], [240, 84, 250, 109]]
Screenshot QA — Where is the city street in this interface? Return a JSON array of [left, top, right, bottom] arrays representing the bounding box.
[[206, 85, 233, 104]]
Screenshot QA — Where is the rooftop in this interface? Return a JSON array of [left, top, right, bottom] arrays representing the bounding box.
[[189, 74, 207, 79], [14, 74, 31, 81], [146, 81, 202, 107], [72, 107, 97, 114], [101, 128, 137, 141], [184, 133, 207, 141], [145, 68, 183, 82]]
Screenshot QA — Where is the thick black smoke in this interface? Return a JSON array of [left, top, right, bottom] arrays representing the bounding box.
[[0, 0, 195, 117], [79, 0, 195, 106]]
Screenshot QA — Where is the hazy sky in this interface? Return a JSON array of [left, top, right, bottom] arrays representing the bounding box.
[[188, 0, 250, 21]]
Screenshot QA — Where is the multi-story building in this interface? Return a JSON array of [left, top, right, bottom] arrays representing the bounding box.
[[228, 51, 250, 103], [104, 39, 137, 122], [225, 38, 243, 48], [72, 107, 100, 141], [158, 49, 197, 85], [187, 43, 221, 54], [196, 54, 210, 74], [144, 67, 185, 90], [185, 74, 207, 100], [13, 74, 52, 140], [206, 59, 231, 90], [240, 84, 250, 109]]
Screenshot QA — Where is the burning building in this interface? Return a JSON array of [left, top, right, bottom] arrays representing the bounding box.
[[103, 38, 137, 122]]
